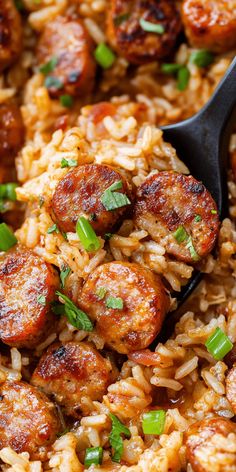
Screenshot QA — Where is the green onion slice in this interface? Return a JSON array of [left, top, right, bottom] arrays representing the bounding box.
[[45, 76, 63, 90], [205, 327, 233, 360], [106, 296, 123, 309], [61, 158, 77, 168], [40, 57, 58, 75], [54, 291, 93, 331], [84, 447, 103, 467], [161, 63, 182, 74], [37, 294, 46, 305], [0, 183, 18, 201], [94, 43, 116, 69], [101, 180, 131, 211], [60, 94, 73, 108], [186, 236, 200, 261], [195, 214, 202, 222], [96, 287, 107, 300], [109, 414, 131, 463], [0, 223, 17, 251], [177, 66, 190, 91], [47, 223, 59, 234], [142, 410, 166, 435], [76, 217, 100, 252], [60, 266, 71, 288], [211, 209, 217, 215], [139, 18, 165, 34], [190, 50, 214, 68], [173, 225, 188, 243]]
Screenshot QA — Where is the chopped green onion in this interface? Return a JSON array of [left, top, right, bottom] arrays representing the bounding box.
[[186, 236, 200, 261], [0, 223, 17, 251], [109, 414, 131, 463], [37, 295, 46, 306], [139, 18, 165, 34], [106, 296, 123, 310], [101, 180, 131, 211], [45, 76, 63, 90], [54, 291, 93, 331], [195, 214, 202, 222], [84, 447, 103, 467], [62, 231, 68, 241], [61, 158, 77, 168], [47, 223, 59, 234], [0, 183, 18, 201], [60, 94, 73, 108], [94, 43, 116, 69], [190, 50, 214, 68], [76, 217, 100, 252], [96, 287, 107, 300], [39, 196, 44, 208], [60, 266, 71, 288], [161, 63, 182, 74], [40, 57, 58, 75], [142, 410, 166, 435], [211, 209, 217, 215], [114, 13, 130, 26], [205, 327, 233, 360], [177, 66, 190, 91], [173, 225, 188, 243]]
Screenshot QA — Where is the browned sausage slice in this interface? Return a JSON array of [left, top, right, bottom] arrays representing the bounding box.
[[184, 417, 236, 472], [0, 246, 59, 348], [107, 0, 182, 64], [134, 171, 219, 263], [37, 16, 96, 97], [0, 381, 60, 460], [182, 0, 236, 53], [226, 365, 236, 414], [79, 261, 169, 354], [0, 103, 24, 164], [31, 341, 114, 417], [0, 0, 23, 71], [51, 164, 132, 235]]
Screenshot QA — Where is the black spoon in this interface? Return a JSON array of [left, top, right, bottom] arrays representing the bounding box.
[[161, 55, 236, 306]]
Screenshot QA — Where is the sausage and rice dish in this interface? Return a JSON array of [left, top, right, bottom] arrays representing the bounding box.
[[0, 1, 236, 471]]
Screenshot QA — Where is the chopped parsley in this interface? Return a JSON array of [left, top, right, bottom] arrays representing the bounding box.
[[139, 18, 165, 34], [190, 50, 214, 68], [60, 94, 74, 108], [106, 296, 123, 310], [96, 287, 107, 300], [37, 294, 46, 305], [40, 57, 58, 75], [101, 180, 131, 211], [195, 214, 202, 222], [173, 225, 188, 243], [186, 236, 200, 262], [60, 266, 71, 288], [53, 291, 93, 331], [47, 223, 59, 234], [61, 158, 77, 168], [177, 66, 190, 91], [109, 414, 131, 463]]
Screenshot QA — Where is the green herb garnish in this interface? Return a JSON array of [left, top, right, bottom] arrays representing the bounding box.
[[211, 209, 217, 215], [195, 214, 202, 222], [106, 296, 123, 310], [205, 327, 233, 360], [40, 57, 58, 75], [61, 158, 77, 168], [190, 50, 214, 68], [45, 76, 63, 90], [0, 223, 17, 251], [47, 223, 59, 234], [54, 291, 93, 331], [109, 414, 131, 463], [186, 236, 200, 261], [139, 18, 165, 34], [173, 225, 188, 243], [60, 95, 73, 108], [76, 217, 100, 252], [142, 410, 166, 435], [96, 287, 107, 300], [177, 66, 190, 91], [94, 43, 116, 69], [37, 295, 46, 305], [161, 63, 182, 74], [101, 180, 131, 211], [84, 447, 103, 467], [60, 266, 71, 288]]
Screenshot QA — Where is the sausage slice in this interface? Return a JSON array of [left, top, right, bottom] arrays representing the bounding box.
[[0, 103, 24, 164], [226, 365, 236, 414], [0, 0, 23, 71], [182, 0, 236, 53], [31, 341, 114, 417], [51, 164, 132, 235], [79, 261, 169, 354], [134, 171, 219, 263], [107, 0, 182, 64], [37, 16, 96, 97], [0, 246, 59, 348], [184, 417, 236, 472], [0, 381, 60, 460]]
